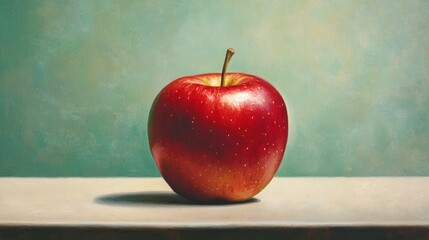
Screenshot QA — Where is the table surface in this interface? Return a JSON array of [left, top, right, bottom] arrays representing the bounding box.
[[0, 177, 428, 228]]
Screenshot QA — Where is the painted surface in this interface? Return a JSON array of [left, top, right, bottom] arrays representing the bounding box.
[[0, 0, 428, 176]]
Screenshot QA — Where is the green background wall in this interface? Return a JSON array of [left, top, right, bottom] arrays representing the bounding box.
[[1, 0, 428, 177]]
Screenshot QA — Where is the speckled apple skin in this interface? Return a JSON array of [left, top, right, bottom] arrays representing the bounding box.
[[148, 73, 288, 202]]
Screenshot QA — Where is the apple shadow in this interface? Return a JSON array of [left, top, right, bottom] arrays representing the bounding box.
[[95, 191, 260, 207]]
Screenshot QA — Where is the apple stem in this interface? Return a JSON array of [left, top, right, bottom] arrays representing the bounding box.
[[220, 48, 235, 87]]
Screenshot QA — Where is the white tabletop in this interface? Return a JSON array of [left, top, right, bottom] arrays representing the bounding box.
[[1, 177, 428, 228]]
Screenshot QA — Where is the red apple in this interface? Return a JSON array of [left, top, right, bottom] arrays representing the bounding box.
[[148, 49, 288, 202]]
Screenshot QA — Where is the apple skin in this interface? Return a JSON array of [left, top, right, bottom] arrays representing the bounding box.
[[148, 73, 288, 202]]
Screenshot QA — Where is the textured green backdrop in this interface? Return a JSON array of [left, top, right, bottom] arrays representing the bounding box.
[[1, 0, 428, 176]]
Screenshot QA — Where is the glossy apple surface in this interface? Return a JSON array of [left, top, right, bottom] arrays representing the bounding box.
[[148, 73, 288, 202]]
